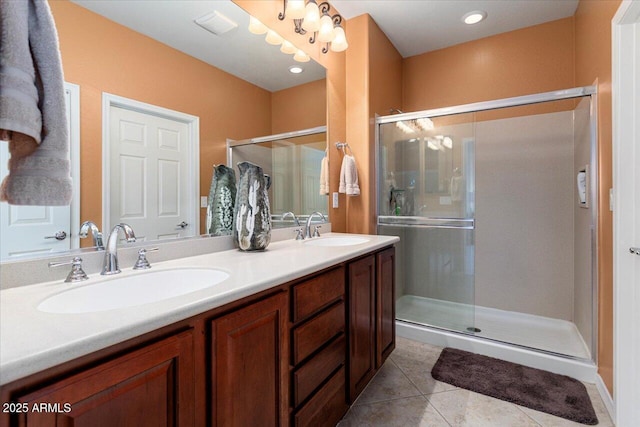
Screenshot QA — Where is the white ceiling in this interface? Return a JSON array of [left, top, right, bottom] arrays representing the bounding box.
[[70, 0, 579, 91], [331, 0, 579, 58]]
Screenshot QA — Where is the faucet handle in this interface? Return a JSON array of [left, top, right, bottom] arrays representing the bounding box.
[[48, 257, 89, 283], [293, 228, 305, 241], [312, 225, 322, 238], [133, 247, 159, 270]]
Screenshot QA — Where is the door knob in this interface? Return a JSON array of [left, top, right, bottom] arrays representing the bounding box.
[[630, 247, 640, 256], [44, 231, 67, 241], [177, 221, 189, 229]]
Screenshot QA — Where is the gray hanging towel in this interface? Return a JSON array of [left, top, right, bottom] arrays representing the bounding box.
[[0, 0, 72, 205]]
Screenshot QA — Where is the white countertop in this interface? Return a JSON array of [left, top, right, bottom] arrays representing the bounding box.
[[0, 233, 398, 386]]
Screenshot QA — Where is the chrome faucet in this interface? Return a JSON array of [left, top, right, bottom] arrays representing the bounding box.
[[79, 221, 104, 250], [305, 211, 326, 239], [282, 211, 300, 226], [101, 223, 136, 275]]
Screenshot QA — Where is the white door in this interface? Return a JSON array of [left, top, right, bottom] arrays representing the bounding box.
[[0, 83, 79, 260], [108, 105, 194, 242], [613, 1, 640, 425]]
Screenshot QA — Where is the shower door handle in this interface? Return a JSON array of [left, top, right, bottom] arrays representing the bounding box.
[[630, 247, 640, 256]]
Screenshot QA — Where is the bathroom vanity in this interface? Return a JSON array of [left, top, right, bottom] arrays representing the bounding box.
[[0, 234, 397, 426]]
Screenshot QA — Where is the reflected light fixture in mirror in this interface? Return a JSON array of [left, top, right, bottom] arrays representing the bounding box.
[[248, 16, 268, 35], [294, 50, 310, 62], [265, 29, 284, 45]]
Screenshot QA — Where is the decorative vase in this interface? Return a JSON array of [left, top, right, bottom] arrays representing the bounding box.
[[206, 164, 237, 236], [233, 161, 271, 251]]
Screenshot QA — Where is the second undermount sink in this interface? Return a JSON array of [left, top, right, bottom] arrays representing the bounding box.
[[304, 236, 370, 247], [37, 268, 230, 314]]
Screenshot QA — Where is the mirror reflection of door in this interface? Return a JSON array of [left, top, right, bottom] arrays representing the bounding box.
[[0, 83, 80, 261], [105, 95, 199, 242]]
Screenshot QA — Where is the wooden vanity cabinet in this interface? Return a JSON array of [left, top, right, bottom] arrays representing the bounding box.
[[1, 245, 396, 427], [347, 255, 376, 402], [209, 291, 289, 427], [13, 330, 195, 427], [289, 266, 348, 427], [376, 247, 396, 368], [347, 246, 396, 403]]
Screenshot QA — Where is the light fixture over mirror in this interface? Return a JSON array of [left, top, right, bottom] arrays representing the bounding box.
[[278, 0, 348, 53]]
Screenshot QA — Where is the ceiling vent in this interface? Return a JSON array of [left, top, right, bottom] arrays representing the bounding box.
[[194, 11, 238, 36]]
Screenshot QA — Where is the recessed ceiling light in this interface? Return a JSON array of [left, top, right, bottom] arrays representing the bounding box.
[[462, 10, 487, 25], [289, 65, 304, 74]]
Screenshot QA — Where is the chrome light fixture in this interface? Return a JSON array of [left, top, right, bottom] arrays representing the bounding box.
[[278, 0, 347, 54]]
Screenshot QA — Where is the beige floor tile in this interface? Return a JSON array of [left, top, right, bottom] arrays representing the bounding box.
[[338, 396, 450, 427], [426, 389, 541, 427], [393, 354, 458, 394], [354, 359, 422, 405]]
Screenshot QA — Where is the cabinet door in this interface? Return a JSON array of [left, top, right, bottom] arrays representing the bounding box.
[[347, 255, 376, 402], [376, 247, 396, 368], [15, 330, 194, 427], [211, 292, 288, 427]]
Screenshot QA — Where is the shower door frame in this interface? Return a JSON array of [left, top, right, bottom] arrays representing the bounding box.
[[375, 86, 599, 361]]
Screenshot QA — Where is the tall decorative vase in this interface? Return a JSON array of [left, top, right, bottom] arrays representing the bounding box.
[[206, 164, 237, 236], [233, 161, 271, 251]]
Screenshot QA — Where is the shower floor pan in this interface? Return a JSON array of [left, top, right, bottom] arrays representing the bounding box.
[[396, 295, 591, 360]]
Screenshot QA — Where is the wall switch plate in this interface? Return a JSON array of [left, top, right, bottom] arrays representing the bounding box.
[[609, 188, 614, 211], [201, 196, 208, 208], [332, 192, 339, 208]]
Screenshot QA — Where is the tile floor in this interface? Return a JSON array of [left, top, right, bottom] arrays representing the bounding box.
[[338, 337, 614, 427]]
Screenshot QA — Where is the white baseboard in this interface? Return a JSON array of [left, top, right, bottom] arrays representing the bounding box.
[[595, 374, 615, 425]]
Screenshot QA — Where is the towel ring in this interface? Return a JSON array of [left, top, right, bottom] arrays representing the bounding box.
[[335, 142, 353, 155]]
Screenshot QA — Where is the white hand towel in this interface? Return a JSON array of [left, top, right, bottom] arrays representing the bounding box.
[[0, 0, 72, 206], [339, 155, 360, 196], [319, 155, 329, 195]]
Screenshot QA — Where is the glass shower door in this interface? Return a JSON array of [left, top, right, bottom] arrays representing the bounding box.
[[377, 113, 476, 334]]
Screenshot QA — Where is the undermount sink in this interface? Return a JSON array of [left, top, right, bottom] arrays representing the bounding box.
[[304, 236, 369, 247], [37, 268, 229, 314]]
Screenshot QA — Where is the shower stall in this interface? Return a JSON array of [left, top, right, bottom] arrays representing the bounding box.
[[376, 87, 597, 378]]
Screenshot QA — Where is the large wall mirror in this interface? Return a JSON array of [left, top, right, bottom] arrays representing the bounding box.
[[0, 0, 327, 261]]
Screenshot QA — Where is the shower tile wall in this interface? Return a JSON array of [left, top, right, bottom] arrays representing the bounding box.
[[474, 111, 575, 321]]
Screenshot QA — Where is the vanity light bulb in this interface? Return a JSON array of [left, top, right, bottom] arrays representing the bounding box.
[[265, 30, 284, 45], [443, 136, 453, 149], [248, 16, 267, 35], [286, 0, 306, 20], [330, 25, 348, 52], [303, 0, 321, 32], [293, 49, 310, 62], [317, 14, 335, 43], [280, 40, 297, 55]]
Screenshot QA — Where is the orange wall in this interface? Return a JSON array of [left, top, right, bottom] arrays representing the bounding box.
[[574, 0, 621, 395], [403, 17, 575, 111], [346, 15, 403, 234], [271, 79, 326, 134]]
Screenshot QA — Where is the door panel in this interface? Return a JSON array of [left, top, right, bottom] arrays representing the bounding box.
[[109, 106, 192, 241]]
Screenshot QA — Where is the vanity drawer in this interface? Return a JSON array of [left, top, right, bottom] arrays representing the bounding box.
[[292, 266, 345, 323], [292, 302, 345, 365], [293, 334, 345, 407], [293, 366, 347, 427]]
